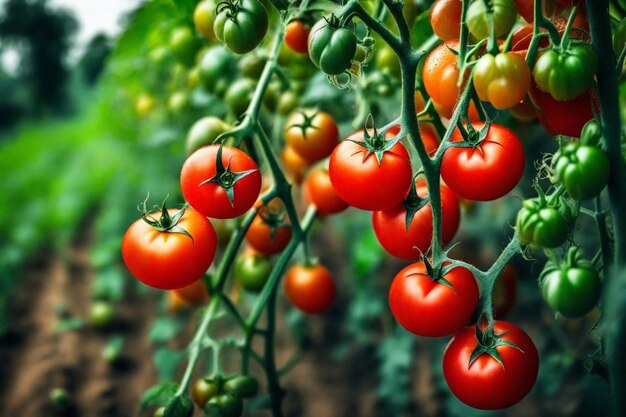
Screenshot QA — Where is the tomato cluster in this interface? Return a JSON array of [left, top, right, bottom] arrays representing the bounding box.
[[191, 374, 259, 417]]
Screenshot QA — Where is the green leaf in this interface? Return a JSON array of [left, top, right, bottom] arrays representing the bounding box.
[[164, 394, 193, 417], [154, 348, 186, 381], [139, 382, 178, 412], [55, 317, 84, 332], [93, 267, 125, 302], [352, 228, 384, 277], [149, 317, 184, 343]]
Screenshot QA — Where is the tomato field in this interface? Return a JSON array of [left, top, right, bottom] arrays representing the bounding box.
[[0, 0, 625, 416]]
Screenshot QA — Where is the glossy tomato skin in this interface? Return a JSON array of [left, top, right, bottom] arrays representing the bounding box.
[[284, 264, 336, 314], [473, 52, 531, 109], [372, 181, 460, 260], [284, 110, 339, 163], [304, 167, 349, 215], [389, 124, 439, 156], [181, 145, 262, 219], [389, 263, 478, 337], [443, 321, 539, 409], [285, 20, 309, 54], [122, 209, 217, 290], [329, 130, 413, 211], [422, 41, 481, 120], [213, 0, 269, 54], [245, 214, 292, 255], [441, 123, 525, 201], [430, 0, 462, 41]]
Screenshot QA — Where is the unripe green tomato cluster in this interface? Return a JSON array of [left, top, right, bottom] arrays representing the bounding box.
[[192, 375, 259, 417]]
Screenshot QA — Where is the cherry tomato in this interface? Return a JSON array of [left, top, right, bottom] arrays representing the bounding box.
[[284, 110, 339, 163], [443, 321, 539, 409], [303, 167, 349, 215], [467, 0, 517, 40], [194, 0, 217, 40], [246, 210, 292, 255], [234, 252, 272, 292], [329, 129, 413, 211], [285, 20, 310, 54], [372, 180, 460, 260], [192, 377, 218, 409], [473, 52, 531, 109], [181, 145, 262, 219], [281, 145, 309, 184], [122, 208, 217, 290], [172, 278, 209, 304], [430, 0, 462, 41], [284, 264, 336, 314], [441, 123, 525, 201], [389, 262, 479, 337]]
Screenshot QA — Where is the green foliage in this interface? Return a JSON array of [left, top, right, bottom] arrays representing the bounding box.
[[377, 326, 415, 414], [139, 382, 179, 412]]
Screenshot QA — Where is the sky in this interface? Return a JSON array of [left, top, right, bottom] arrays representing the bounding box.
[[1, 0, 142, 72]]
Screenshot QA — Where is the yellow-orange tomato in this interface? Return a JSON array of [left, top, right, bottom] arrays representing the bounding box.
[[473, 52, 531, 109], [422, 41, 481, 120], [284, 264, 336, 314], [194, 0, 217, 40], [172, 278, 209, 304], [281, 146, 309, 185], [303, 167, 349, 215], [284, 110, 339, 163]]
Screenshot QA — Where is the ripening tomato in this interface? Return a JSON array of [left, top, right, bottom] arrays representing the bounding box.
[[389, 262, 478, 337], [284, 110, 339, 163], [181, 145, 262, 219], [285, 20, 310, 54], [194, 0, 217, 40], [246, 211, 292, 255], [329, 129, 413, 211], [304, 167, 349, 215], [473, 52, 531, 109], [443, 321, 539, 409], [122, 207, 217, 290], [422, 41, 481, 120], [281, 145, 309, 184], [430, 0, 462, 41], [284, 264, 336, 314], [441, 123, 525, 201], [372, 180, 460, 260], [172, 278, 209, 304]]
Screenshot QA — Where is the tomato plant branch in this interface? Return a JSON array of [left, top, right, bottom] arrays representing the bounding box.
[[338, 0, 403, 54], [380, 0, 411, 44], [458, 0, 470, 65], [264, 289, 285, 417]]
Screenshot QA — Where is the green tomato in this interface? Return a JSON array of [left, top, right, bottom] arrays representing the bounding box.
[[541, 249, 601, 318], [186, 117, 232, 155], [167, 91, 191, 114], [239, 49, 268, 79], [214, 0, 269, 54], [224, 375, 259, 398], [225, 78, 256, 116], [516, 198, 570, 248], [580, 119, 603, 146], [89, 301, 114, 328], [206, 394, 243, 417], [198, 46, 238, 95], [234, 253, 272, 293], [169, 26, 199, 67], [278, 44, 316, 80], [551, 141, 610, 200], [533, 45, 598, 101], [308, 16, 357, 75], [192, 377, 219, 409], [466, 0, 517, 40], [375, 44, 401, 78], [277, 90, 299, 115]]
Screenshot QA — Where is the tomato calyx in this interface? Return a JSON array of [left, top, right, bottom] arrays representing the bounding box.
[[258, 205, 290, 240], [468, 324, 524, 369], [215, 0, 243, 20], [402, 179, 430, 231], [199, 145, 258, 206], [347, 123, 404, 167], [453, 121, 492, 149], [139, 197, 194, 241], [414, 258, 455, 289], [287, 110, 320, 141], [540, 246, 589, 278]]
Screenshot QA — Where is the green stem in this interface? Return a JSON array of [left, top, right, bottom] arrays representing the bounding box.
[[458, 0, 470, 65], [264, 289, 284, 417]]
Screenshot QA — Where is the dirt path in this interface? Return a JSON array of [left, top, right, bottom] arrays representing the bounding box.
[[0, 234, 158, 417]]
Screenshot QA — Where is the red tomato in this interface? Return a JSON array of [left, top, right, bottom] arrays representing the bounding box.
[[285, 20, 310, 54], [303, 166, 349, 215], [372, 180, 460, 260], [529, 80, 596, 138], [284, 264, 336, 314], [441, 123, 525, 201], [388, 124, 439, 156], [422, 41, 481, 120], [430, 0, 462, 41], [246, 212, 292, 255], [493, 265, 518, 318], [181, 145, 262, 219], [122, 208, 217, 290], [443, 321, 539, 409], [173, 278, 209, 304], [389, 262, 478, 337], [329, 129, 413, 211]]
